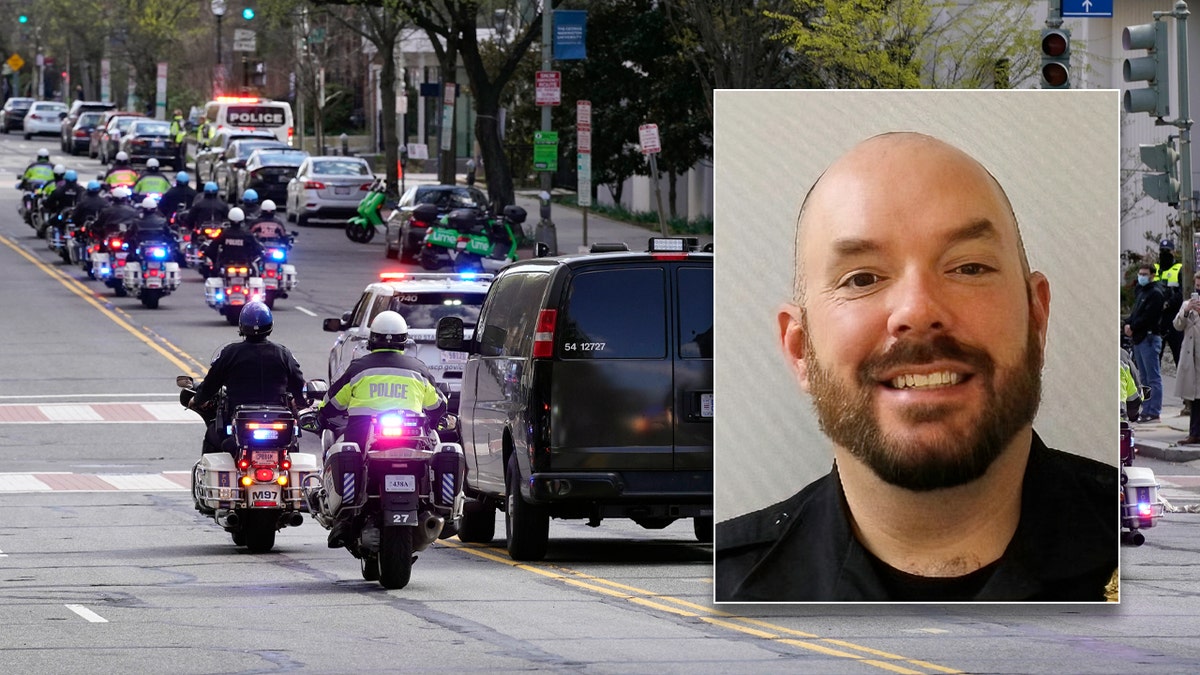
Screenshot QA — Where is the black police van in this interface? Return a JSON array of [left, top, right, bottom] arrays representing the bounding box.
[[437, 237, 713, 560]]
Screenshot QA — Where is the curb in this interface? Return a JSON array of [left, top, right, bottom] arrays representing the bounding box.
[[1135, 438, 1200, 462]]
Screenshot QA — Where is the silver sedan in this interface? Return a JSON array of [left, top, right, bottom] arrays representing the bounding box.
[[284, 156, 375, 226]]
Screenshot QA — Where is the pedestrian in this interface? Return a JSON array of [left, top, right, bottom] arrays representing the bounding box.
[[1174, 275, 1200, 444], [74, 83, 84, 103], [714, 130, 1117, 602], [1126, 263, 1167, 424], [1156, 239, 1184, 367]]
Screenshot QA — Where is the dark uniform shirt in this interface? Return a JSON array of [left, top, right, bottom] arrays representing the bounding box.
[[714, 433, 1118, 602], [158, 184, 196, 219], [73, 193, 108, 229], [43, 182, 82, 215], [184, 194, 229, 230], [96, 203, 138, 237], [194, 339, 306, 410], [203, 224, 264, 269]]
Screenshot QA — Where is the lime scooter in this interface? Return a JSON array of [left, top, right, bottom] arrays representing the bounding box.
[[419, 205, 527, 273], [346, 178, 388, 243]]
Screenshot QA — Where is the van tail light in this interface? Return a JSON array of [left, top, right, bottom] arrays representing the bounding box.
[[532, 309, 557, 358], [287, 126, 294, 146]]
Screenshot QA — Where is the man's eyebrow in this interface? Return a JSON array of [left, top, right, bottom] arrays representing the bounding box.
[[946, 218, 1001, 247]]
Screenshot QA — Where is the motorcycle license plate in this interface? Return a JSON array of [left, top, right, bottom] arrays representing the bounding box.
[[251, 451, 276, 465], [248, 485, 281, 505], [700, 393, 714, 418], [146, 277, 162, 289], [335, 186, 350, 195], [385, 475, 416, 492]]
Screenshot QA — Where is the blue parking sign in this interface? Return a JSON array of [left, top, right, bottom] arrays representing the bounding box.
[[1062, 0, 1112, 17]]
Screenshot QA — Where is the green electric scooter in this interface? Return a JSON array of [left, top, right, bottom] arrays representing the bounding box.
[[345, 178, 388, 243]]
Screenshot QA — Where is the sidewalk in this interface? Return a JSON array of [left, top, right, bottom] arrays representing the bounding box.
[[1131, 368, 1200, 463]]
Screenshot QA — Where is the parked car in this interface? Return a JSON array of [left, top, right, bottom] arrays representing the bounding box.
[[0, 97, 35, 133], [94, 113, 146, 164], [232, 147, 310, 207], [211, 138, 290, 202], [321, 271, 494, 425], [22, 101, 68, 139], [118, 119, 179, 168], [193, 127, 276, 185], [435, 238, 714, 560], [384, 184, 489, 261], [63, 111, 106, 155], [285, 156, 375, 226], [59, 100, 116, 152]]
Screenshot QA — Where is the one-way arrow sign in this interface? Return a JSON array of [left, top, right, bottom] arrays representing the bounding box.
[[1063, 0, 1112, 17]]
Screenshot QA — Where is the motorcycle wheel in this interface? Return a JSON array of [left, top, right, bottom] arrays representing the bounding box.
[[345, 222, 376, 243], [113, 284, 127, 298], [59, 247, 72, 265], [378, 526, 413, 590], [419, 249, 445, 271], [360, 553, 380, 581], [243, 511, 277, 553], [141, 290, 161, 309], [224, 307, 239, 325]]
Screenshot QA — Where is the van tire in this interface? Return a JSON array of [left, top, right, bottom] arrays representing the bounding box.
[[505, 456, 548, 561], [693, 516, 713, 543], [457, 499, 495, 543]]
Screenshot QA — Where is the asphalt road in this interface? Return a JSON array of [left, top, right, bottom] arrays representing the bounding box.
[[2, 134, 1200, 674]]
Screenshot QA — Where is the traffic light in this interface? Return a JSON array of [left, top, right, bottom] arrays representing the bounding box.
[[1123, 20, 1170, 118], [1040, 28, 1070, 89], [242, 7, 255, 20], [1140, 140, 1181, 207], [18, 14, 27, 23]]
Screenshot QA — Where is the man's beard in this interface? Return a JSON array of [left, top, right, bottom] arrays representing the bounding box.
[[804, 319, 1043, 492]]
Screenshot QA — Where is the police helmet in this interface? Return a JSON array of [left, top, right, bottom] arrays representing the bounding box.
[[367, 311, 409, 351], [241, 188, 259, 206], [238, 301, 273, 339], [36, 148, 50, 162], [115, 151, 129, 163], [140, 196, 158, 211], [203, 181, 219, 195], [175, 171, 189, 186], [64, 170, 77, 183], [146, 158, 159, 170], [53, 164, 66, 177], [86, 180, 102, 193], [260, 199, 276, 214], [112, 186, 133, 201], [227, 207, 245, 224], [1161, 239, 1176, 250]]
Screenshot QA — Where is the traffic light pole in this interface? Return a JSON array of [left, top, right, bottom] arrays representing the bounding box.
[[1171, 1, 1193, 295]]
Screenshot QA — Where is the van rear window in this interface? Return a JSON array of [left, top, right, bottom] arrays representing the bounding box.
[[678, 267, 713, 358], [560, 268, 666, 359]]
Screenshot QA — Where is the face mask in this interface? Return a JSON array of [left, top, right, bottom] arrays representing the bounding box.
[[1137, 274, 1151, 286]]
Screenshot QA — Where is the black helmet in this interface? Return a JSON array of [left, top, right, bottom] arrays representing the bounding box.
[[238, 301, 273, 339], [367, 311, 408, 351]]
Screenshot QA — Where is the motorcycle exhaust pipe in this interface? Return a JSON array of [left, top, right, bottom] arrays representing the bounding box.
[[216, 511, 240, 529], [280, 512, 305, 528], [412, 514, 444, 552]]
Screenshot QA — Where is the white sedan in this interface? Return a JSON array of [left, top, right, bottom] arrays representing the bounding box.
[[285, 156, 375, 226], [23, 101, 68, 139]]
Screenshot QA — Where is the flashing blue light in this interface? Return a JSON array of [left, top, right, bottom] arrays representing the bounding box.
[[459, 272, 478, 280], [252, 428, 280, 441], [1138, 502, 1153, 516], [149, 247, 168, 260], [268, 248, 285, 261], [215, 291, 225, 300]]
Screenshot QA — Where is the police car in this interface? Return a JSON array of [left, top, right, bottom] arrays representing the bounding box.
[[322, 272, 493, 415]]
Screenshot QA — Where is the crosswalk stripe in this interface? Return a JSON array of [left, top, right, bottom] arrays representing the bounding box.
[[40, 405, 104, 422], [0, 473, 189, 493], [0, 402, 202, 424]]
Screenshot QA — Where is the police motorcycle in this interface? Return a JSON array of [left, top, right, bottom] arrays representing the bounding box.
[[91, 230, 134, 297], [297, 385, 466, 590], [255, 233, 298, 309], [187, 219, 225, 277], [122, 235, 182, 309], [418, 203, 527, 273], [176, 375, 319, 553], [45, 206, 76, 264], [1121, 419, 1163, 547], [204, 249, 266, 325], [68, 214, 94, 270], [345, 177, 389, 243]]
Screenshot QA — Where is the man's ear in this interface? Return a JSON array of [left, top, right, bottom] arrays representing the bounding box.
[[778, 304, 811, 392], [1027, 271, 1051, 350]]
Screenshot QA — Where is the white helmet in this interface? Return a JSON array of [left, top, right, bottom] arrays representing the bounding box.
[[112, 186, 132, 200], [115, 151, 129, 162], [227, 207, 245, 224], [52, 163, 66, 176], [261, 199, 276, 213], [146, 158, 159, 169], [140, 196, 158, 211], [368, 311, 409, 351]]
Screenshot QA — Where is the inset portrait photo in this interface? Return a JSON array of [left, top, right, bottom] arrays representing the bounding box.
[[713, 90, 1120, 603]]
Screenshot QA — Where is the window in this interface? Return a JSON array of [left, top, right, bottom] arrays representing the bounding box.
[[313, 160, 370, 176], [559, 267, 666, 359], [677, 267, 713, 359], [477, 272, 546, 357], [388, 292, 485, 329]]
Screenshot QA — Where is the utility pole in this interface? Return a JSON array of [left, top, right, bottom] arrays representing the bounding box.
[[535, 1, 557, 254], [1174, 1, 1193, 295]]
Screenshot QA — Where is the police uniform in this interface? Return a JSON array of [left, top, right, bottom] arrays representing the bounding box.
[[318, 348, 446, 449], [185, 194, 230, 230], [158, 184, 197, 218], [193, 339, 306, 453], [202, 223, 264, 269], [715, 433, 1118, 602]]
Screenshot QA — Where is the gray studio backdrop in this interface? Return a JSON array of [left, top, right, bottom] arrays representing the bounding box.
[[713, 90, 1120, 524]]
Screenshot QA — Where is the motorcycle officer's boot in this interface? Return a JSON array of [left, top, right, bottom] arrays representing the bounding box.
[[327, 516, 351, 548]]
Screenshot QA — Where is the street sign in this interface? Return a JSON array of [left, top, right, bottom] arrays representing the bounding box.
[[638, 123, 661, 154], [534, 130, 559, 171], [553, 10, 588, 60], [577, 100, 591, 128], [407, 143, 429, 160], [232, 37, 256, 52], [210, 0, 227, 17], [1062, 0, 1112, 17], [578, 154, 591, 207], [440, 83, 456, 152], [6, 53, 24, 72], [234, 29, 255, 41], [536, 71, 561, 106]]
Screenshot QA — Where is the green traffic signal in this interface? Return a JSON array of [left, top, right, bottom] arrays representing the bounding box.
[[242, 8, 255, 20], [18, 15, 27, 23]]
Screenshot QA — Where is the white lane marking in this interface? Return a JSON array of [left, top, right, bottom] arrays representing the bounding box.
[[0, 393, 177, 400], [295, 306, 317, 317], [40, 405, 104, 422], [65, 605, 108, 623], [0, 549, 7, 557], [98, 474, 186, 491], [143, 403, 201, 422], [0, 475, 52, 491]]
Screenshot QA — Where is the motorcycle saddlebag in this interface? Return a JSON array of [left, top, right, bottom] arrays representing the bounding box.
[[411, 203, 440, 225], [431, 442, 466, 508], [323, 442, 366, 516], [204, 277, 223, 307], [502, 204, 527, 225]]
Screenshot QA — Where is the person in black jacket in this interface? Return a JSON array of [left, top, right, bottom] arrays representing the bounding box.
[[202, 207, 264, 273], [190, 302, 306, 454], [157, 171, 197, 220], [183, 182, 229, 231], [715, 133, 1116, 602], [1126, 262, 1168, 423], [73, 181, 108, 230]]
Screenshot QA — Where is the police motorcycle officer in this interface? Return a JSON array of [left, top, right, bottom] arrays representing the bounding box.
[[169, 108, 188, 169], [42, 169, 83, 257], [316, 311, 448, 547], [158, 171, 196, 221], [74, 180, 108, 226], [127, 196, 181, 262], [132, 158, 172, 198], [18, 149, 56, 226], [30, 164, 68, 236], [249, 199, 288, 240], [189, 301, 307, 455], [239, 188, 262, 221], [185, 181, 230, 230], [96, 186, 138, 236], [202, 206, 264, 276]]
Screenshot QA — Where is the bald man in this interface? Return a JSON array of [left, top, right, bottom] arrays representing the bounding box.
[[715, 133, 1117, 602]]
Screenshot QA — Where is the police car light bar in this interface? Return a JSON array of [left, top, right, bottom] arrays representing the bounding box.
[[215, 96, 262, 104], [379, 272, 495, 283]]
